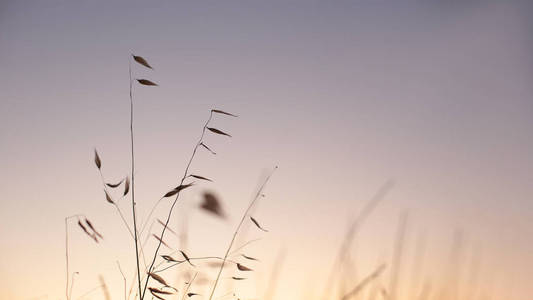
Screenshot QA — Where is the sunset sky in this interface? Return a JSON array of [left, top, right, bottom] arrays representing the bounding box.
[[1, 1, 532, 299]]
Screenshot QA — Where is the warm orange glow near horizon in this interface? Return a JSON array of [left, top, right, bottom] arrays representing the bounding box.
[[1, 1, 532, 300]]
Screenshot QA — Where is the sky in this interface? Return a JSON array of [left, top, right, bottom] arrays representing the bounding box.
[[1, 1, 532, 299]]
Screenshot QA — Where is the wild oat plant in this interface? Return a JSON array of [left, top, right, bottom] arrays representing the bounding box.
[[64, 54, 276, 300]]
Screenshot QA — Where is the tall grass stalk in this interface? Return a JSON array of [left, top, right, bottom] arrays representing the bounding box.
[[389, 212, 408, 300], [321, 180, 394, 299], [128, 57, 143, 300], [208, 167, 277, 300], [141, 111, 215, 299], [65, 214, 86, 300]]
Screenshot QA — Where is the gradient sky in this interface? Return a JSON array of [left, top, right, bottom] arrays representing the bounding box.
[[1, 1, 532, 299]]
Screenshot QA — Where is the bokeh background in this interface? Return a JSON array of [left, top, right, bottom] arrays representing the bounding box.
[[1, 0, 532, 299]]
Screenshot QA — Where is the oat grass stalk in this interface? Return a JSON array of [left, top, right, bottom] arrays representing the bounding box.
[[117, 261, 127, 300], [341, 264, 386, 300], [75, 284, 106, 300], [129, 57, 143, 300], [69, 272, 78, 300], [181, 272, 198, 300], [388, 212, 408, 300], [208, 167, 277, 300], [141, 111, 215, 299], [264, 247, 286, 300], [322, 180, 393, 299], [65, 214, 86, 300]]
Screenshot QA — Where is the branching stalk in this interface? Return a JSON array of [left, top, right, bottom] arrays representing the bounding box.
[[141, 111, 214, 299], [208, 167, 277, 300]]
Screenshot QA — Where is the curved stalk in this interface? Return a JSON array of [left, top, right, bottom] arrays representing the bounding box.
[[208, 167, 277, 300], [141, 111, 214, 299]]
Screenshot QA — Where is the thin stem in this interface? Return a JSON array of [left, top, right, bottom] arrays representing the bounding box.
[[142, 220, 156, 248], [65, 214, 86, 300], [139, 197, 164, 235], [388, 212, 408, 300], [65, 217, 69, 300], [117, 261, 127, 300], [341, 264, 387, 300], [129, 57, 143, 300], [98, 168, 149, 274], [141, 111, 214, 299], [75, 285, 105, 300], [127, 271, 137, 300], [321, 180, 393, 299], [228, 238, 262, 256], [181, 272, 197, 300], [69, 272, 78, 300], [264, 248, 286, 300], [208, 167, 277, 300]]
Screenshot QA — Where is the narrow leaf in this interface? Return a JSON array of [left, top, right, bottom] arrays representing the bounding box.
[[152, 234, 170, 248], [199, 143, 216, 155], [152, 293, 165, 300], [91, 234, 99, 243], [177, 183, 195, 192], [106, 178, 124, 188], [232, 277, 247, 280], [162, 183, 194, 198], [148, 272, 169, 286], [78, 220, 90, 235], [94, 149, 101, 169], [250, 216, 268, 232], [78, 220, 98, 243], [85, 218, 103, 240], [133, 55, 153, 69], [150, 292, 165, 300], [237, 263, 253, 271], [211, 109, 237, 117], [207, 127, 231, 137], [157, 219, 176, 235], [189, 174, 212, 182], [180, 250, 195, 267], [161, 255, 178, 262], [137, 79, 158, 86], [241, 254, 259, 261], [187, 293, 199, 297], [123, 176, 130, 196], [104, 190, 114, 204], [163, 189, 179, 198], [148, 287, 173, 295]]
